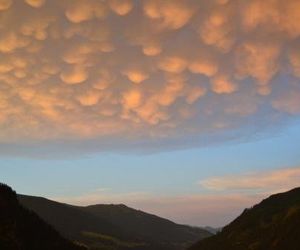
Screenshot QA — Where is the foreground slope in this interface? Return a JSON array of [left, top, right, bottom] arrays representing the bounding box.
[[19, 195, 211, 250], [189, 187, 300, 250], [0, 183, 85, 250]]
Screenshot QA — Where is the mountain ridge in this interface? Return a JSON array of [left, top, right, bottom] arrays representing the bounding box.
[[188, 187, 300, 250], [18, 194, 211, 250]]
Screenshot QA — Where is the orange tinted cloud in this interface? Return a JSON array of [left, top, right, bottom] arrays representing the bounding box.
[[123, 69, 149, 84], [0, 0, 299, 153], [235, 41, 280, 85], [211, 75, 237, 94], [109, 0, 133, 16], [0, 32, 29, 53], [77, 90, 101, 106], [188, 59, 218, 77], [65, 0, 108, 23], [25, 0, 46, 8], [122, 89, 143, 109], [158, 56, 187, 73], [200, 167, 300, 193], [143, 44, 162, 56], [143, 0, 196, 29], [0, 0, 12, 10], [60, 66, 88, 84]]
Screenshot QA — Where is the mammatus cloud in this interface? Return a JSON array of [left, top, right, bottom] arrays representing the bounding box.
[[53, 167, 300, 227], [0, 0, 300, 154]]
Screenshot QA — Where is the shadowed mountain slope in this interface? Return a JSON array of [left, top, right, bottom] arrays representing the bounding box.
[[18, 195, 126, 240], [0, 183, 85, 250], [188, 187, 300, 250], [85, 204, 211, 248], [18, 195, 211, 250]]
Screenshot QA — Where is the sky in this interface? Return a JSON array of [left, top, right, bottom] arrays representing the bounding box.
[[0, 0, 300, 227]]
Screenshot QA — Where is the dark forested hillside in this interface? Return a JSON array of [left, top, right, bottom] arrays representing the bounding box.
[[18, 195, 211, 250], [188, 187, 300, 250], [0, 183, 85, 250]]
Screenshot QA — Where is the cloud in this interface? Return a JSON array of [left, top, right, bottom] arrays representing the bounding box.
[[158, 56, 187, 73], [142, 44, 162, 56], [188, 58, 218, 77], [0, 0, 299, 155], [77, 90, 101, 106], [211, 75, 237, 94], [0, 0, 12, 11], [200, 167, 300, 194], [143, 0, 196, 29], [235, 40, 280, 85], [289, 44, 300, 77], [0, 32, 29, 53], [197, 6, 235, 52], [122, 89, 143, 109], [241, 0, 300, 38], [123, 69, 149, 84], [64, 0, 108, 23], [109, 0, 133, 16], [185, 86, 206, 104], [24, 0, 46, 8], [60, 66, 89, 84]]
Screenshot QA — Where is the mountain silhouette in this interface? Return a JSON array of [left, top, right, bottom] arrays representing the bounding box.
[[188, 187, 300, 250], [18, 194, 211, 250], [0, 183, 86, 250]]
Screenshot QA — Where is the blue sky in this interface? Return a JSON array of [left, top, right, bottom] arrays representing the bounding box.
[[2, 119, 300, 196]]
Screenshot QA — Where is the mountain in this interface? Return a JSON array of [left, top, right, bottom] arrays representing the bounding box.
[[202, 226, 221, 235], [84, 204, 211, 248], [18, 195, 211, 250], [188, 187, 300, 250], [0, 183, 85, 250]]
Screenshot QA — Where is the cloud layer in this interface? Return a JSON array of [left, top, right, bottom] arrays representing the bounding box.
[[0, 0, 300, 154]]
